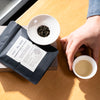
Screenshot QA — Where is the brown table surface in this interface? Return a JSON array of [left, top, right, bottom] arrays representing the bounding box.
[[0, 0, 100, 100]]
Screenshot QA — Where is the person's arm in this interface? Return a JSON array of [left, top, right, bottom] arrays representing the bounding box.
[[87, 0, 100, 18], [60, 0, 100, 71]]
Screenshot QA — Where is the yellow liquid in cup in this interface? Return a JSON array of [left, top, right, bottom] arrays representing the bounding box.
[[75, 60, 93, 77]]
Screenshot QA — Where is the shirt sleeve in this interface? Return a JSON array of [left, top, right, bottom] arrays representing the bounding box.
[[87, 0, 100, 18]]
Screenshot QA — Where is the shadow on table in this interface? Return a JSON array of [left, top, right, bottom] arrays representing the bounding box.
[[0, 36, 75, 100], [79, 55, 100, 100]]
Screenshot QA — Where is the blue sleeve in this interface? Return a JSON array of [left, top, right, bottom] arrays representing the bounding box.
[[87, 0, 100, 18]]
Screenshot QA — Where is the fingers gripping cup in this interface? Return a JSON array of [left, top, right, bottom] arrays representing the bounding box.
[[72, 55, 97, 79]]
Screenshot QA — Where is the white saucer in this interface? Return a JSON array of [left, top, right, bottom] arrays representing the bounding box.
[[27, 14, 60, 45]]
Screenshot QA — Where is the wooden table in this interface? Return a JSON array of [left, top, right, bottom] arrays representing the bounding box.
[[0, 0, 100, 100]]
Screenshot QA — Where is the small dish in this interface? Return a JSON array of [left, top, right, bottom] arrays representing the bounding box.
[[27, 14, 60, 45]]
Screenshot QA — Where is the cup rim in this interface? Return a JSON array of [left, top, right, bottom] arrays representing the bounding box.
[[72, 55, 97, 79]]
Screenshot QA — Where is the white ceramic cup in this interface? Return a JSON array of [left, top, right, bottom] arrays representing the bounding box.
[[27, 14, 60, 45], [72, 55, 97, 79]]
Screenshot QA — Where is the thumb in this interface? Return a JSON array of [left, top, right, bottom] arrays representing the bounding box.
[[60, 37, 68, 42], [60, 37, 68, 50], [60, 37, 68, 45]]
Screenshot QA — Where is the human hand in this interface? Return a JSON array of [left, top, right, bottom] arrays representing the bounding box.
[[60, 16, 100, 71]]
